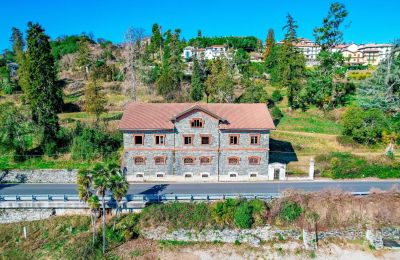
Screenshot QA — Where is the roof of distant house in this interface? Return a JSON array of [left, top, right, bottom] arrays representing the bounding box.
[[119, 103, 275, 131]]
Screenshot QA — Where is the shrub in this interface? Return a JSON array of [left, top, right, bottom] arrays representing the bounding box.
[[140, 202, 212, 230], [234, 202, 254, 228], [211, 198, 238, 227], [341, 107, 387, 144], [70, 123, 122, 160], [271, 90, 283, 103], [279, 201, 302, 223], [271, 106, 283, 120]]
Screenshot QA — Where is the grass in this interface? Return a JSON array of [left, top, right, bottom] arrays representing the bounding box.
[[0, 216, 100, 259], [58, 111, 123, 120], [277, 108, 342, 135], [159, 240, 194, 248], [0, 154, 95, 170]]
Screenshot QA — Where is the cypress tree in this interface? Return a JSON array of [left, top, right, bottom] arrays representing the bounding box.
[[25, 22, 63, 150], [190, 58, 204, 101]]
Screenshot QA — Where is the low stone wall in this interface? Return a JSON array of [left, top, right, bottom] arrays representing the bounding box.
[[0, 169, 77, 183], [0, 208, 89, 223], [143, 226, 400, 248]]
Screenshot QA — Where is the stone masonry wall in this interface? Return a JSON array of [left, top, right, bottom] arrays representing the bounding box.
[[122, 110, 271, 182], [0, 169, 77, 183]]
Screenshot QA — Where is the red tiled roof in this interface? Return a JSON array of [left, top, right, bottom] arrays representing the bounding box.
[[119, 103, 275, 130]]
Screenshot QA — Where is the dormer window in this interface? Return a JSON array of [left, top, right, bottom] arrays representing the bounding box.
[[191, 118, 203, 128]]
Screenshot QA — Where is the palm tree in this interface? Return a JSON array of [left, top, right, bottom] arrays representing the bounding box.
[[109, 170, 129, 218], [77, 169, 97, 246], [93, 165, 109, 254], [88, 194, 100, 246], [90, 162, 129, 254]]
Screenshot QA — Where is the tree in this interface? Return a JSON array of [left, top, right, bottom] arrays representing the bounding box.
[[84, 76, 106, 124], [190, 57, 205, 101], [313, 2, 348, 51], [197, 29, 202, 38], [91, 163, 128, 254], [148, 23, 163, 59], [10, 27, 29, 91], [124, 27, 146, 99], [24, 22, 63, 151], [233, 48, 250, 75], [10, 27, 25, 54], [157, 29, 183, 100], [305, 2, 351, 110], [77, 169, 100, 247], [279, 14, 306, 109], [263, 28, 275, 60], [0, 103, 34, 160], [75, 38, 92, 79], [238, 78, 268, 103], [205, 58, 235, 103], [341, 107, 388, 144], [358, 42, 400, 114]]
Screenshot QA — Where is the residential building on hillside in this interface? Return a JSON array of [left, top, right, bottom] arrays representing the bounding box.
[[182, 45, 228, 60], [282, 38, 393, 66], [119, 103, 278, 182], [293, 38, 321, 66]]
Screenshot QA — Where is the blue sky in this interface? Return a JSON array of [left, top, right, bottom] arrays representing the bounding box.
[[1, 0, 399, 51]]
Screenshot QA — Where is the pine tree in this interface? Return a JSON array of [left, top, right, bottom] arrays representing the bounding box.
[[149, 23, 163, 58], [205, 58, 235, 103], [10, 27, 28, 91], [85, 76, 107, 124], [25, 22, 63, 149], [358, 42, 400, 114], [190, 58, 204, 101], [157, 29, 183, 100], [279, 14, 306, 109], [263, 28, 275, 60], [305, 2, 350, 110]]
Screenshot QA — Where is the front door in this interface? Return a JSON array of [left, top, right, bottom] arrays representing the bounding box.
[[274, 168, 280, 180]]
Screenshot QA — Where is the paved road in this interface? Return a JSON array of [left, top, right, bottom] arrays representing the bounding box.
[[0, 181, 399, 195]]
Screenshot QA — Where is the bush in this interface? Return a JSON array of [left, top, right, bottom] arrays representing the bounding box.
[[70, 123, 122, 160], [234, 202, 254, 228], [279, 201, 302, 223], [341, 107, 387, 144], [271, 90, 283, 103], [212, 198, 238, 227], [271, 106, 283, 120], [140, 202, 212, 230]]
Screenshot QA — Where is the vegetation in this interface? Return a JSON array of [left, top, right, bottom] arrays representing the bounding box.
[[188, 36, 260, 51], [316, 152, 400, 179]]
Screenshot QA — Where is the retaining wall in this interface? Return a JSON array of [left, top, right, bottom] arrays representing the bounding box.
[[0, 169, 77, 183]]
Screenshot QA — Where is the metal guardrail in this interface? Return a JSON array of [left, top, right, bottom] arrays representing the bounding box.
[[0, 192, 370, 203]]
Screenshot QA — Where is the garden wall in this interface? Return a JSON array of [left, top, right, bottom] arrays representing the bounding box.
[[0, 169, 77, 183]]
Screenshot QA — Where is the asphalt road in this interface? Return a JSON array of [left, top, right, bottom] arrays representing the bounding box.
[[0, 181, 399, 195]]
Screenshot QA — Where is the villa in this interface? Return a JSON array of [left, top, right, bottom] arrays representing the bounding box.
[[119, 103, 279, 182]]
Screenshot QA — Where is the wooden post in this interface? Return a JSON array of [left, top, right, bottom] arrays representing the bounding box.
[[23, 226, 27, 238]]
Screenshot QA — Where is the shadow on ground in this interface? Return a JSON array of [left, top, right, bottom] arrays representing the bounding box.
[[269, 138, 298, 164]]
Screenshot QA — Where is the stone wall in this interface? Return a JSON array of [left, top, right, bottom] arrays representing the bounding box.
[[122, 109, 271, 182], [0, 208, 89, 223], [0, 169, 77, 183], [143, 226, 400, 248]]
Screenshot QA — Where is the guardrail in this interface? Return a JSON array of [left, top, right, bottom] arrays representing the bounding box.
[[0, 191, 370, 204]]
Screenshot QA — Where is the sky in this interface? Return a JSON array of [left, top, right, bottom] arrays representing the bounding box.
[[1, 0, 399, 51]]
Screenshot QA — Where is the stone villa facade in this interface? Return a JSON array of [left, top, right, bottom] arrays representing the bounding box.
[[119, 103, 276, 182]]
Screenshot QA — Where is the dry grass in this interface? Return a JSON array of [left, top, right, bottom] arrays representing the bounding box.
[[272, 189, 400, 230]]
